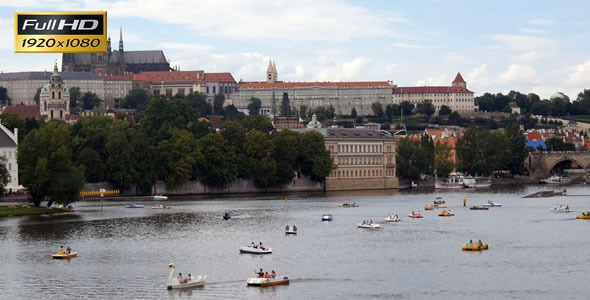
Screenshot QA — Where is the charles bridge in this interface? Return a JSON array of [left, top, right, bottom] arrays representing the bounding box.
[[526, 151, 590, 180]]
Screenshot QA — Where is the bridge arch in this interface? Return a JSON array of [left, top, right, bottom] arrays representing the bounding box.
[[547, 158, 585, 176]]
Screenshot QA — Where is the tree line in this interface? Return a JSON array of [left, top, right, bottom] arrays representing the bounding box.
[[477, 89, 590, 117], [4, 95, 332, 206]]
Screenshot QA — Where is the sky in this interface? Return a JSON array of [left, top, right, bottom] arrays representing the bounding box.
[[1, 0, 589, 99]]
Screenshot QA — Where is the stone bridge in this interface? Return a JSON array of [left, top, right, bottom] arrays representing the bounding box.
[[525, 151, 590, 180]]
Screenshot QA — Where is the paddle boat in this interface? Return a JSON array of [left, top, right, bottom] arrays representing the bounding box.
[[152, 204, 170, 209], [153, 195, 168, 200], [550, 204, 572, 213], [470, 206, 489, 210], [126, 204, 144, 208], [340, 202, 359, 207], [482, 200, 502, 208], [438, 210, 455, 217], [223, 212, 231, 220], [247, 276, 289, 287], [240, 245, 272, 254], [358, 222, 381, 229], [285, 225, 297, 234], [384, 214, 401, 222], [424, 204, 434, 210], [408, 212, 424, 218], [166, 263, 206, 290], [462, 242, 489, 251], [322, 214, 333, 221], [576, 212, 590, 219], [52, 249, 78, 259], [433, 198, 447, 208]]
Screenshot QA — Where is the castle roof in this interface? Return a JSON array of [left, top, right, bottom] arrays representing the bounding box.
[[0, 71, 101, 81], [134, 71, 204, 84], [68, 50, 168, 65], [239, 81, 393, 89], [3, 105, 41, 120], [452, 72, 465, 83], [393, 86, 473, 94], [102, 73, 136, 81], [204, 72, 236, 83]]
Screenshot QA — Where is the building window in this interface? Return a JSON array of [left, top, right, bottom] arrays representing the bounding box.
[[52, 91, 55, 99], [154, 89, 160, 95], [178, 88, 185, 97], [213, 86, 216, 94], [206, 86, 209, 94], [8, 163, 11, 170], [166, 89, 172, 98]]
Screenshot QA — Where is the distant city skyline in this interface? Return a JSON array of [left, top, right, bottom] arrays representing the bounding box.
[[1, 0, 589, 99]]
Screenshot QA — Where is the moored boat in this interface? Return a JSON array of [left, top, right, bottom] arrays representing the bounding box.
[[550, 204, 571, 213], [322, 214, 333, 221], [482, 201, 502, 208], [435, 174, 465, 189], [247, 276, 289, 287], [340, 202, 359, 207], [126, 204, 144, 208], [166, 263, 206, 290], [153, 195, 168, 200], [470, 206, 489, 210], [52, 251, 78, 259], [152, 204, 170, 209], [239, 246, 272, 254]]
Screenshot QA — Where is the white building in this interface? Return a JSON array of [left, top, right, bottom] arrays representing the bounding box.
[[230, 60, 394, 116], [0, 123, 18, 191], [39, 63, 70, 120], [393, 73, 477, 114]]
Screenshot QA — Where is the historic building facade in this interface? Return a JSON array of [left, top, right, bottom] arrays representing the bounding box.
[[62, 28, 171, 76], [132, 71, 236, 100], [230, 61, 394, 116], [0, 123, 18, 192], [39, 64, 70, 120], [296, 128, 398, 190], [393, 73, 477, 114]]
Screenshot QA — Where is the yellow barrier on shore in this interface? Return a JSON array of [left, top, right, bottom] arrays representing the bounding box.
[[80, 190, 120, 197]]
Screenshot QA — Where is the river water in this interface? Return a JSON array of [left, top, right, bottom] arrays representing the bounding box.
[[1, 185, 590, 299]]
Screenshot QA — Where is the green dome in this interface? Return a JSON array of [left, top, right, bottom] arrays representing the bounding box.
[[550, 92, 567, 100]]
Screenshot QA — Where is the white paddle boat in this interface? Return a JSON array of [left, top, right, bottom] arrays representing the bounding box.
[[166, 263, 206, 290]]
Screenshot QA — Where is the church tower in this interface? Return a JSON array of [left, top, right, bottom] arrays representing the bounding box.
[[40, 61, 70, 120], [452, 72, 466, 89], [266, 59, 277, 83], [119, 26, 124, 52]]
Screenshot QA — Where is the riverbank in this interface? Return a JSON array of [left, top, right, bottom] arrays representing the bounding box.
[[0, 205, 72, 217]]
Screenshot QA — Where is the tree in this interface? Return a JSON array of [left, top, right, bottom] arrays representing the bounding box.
[[248, 97, 262, 116], [0, 157, 9, 195], [371, 102, 384, 118], [122, 88, 150, 111], [456, 128, 508, 176], [314, 106, 328, 121], [105, 121, 138, 190], [213, 93, 225, 115], [400, 101, 414, 116], [156, 129, 202, 188], [351, 107, 357, 119], [385, 104, 400, 120], [299, 105, 308, 119], [242, 115, 273, 133], [77, 147, 105, 182], [223, 104, 245, 121], [69, 87, 81, 110], [272, 130, 300, 186], [245, 130, 277, 188], [545, 137, 576, 151], [0, 113, 25, 143], [222, 121, 249, 178], [505, 122, 527, 175], [298, 131, 332, 182], [81, 91, 102, 110], [448, 111, 462, 125], [439, 105, 452, 115], [186, 92, 211, 116], [0, 86, 11, 106], [434, 140, 454, 177], [139, 96, 200, 143], [18, 121, 85, 206], [419, 102, 435, 116], [396, 137, 420, 180]]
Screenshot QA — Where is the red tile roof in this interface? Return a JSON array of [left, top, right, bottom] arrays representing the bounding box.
[[393, 86, 473, 94], [102, 73, 136, 81], [238, 81, 393, 89], [452, 72, 465, 83], [3, 105, 41, 119], [134, 71, 205, 84], [204, 72, 236, 83]]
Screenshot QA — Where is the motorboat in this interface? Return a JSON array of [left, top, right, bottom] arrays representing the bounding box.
[[340, 202, 359, 207], [463, 176, 492, 188], [358, 223, 381, 229], [223, 212, 231, 220], [424, 205, 434, 210], [438, 210, 455, 217], [322, 214, 333, 221], [550, 204, 572, 213], [166, 263, 206, 290], [541, 175, 571, 184], [435, 174, 465, 189], [470, 206, 489, 210], [384, 214, 400, 222], [408, 212, 424, 218], [152, 204, 170, 209], [247, 276, 289, 287], [154, 195, 168, 200], [576, 212, 590, 219], [239, 246, 272, 254], [462, 242, 489, 251], [481, 201, 502, 208], [126, 204, 144, 208], [52, 251, 78, 259], [285, 226, 297, 234]]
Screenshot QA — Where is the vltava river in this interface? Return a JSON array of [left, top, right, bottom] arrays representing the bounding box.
[[1, 185, 589, 299]]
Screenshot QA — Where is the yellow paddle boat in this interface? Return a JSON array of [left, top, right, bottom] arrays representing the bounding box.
[[462, 242, 488, 251], [52, 251, 78, 259], [576, 212, 590, 219], [438, 210, 455, 217]]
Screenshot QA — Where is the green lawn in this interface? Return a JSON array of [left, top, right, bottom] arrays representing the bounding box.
[[0, 205, 72, 217], [564, 115, 590, 123]]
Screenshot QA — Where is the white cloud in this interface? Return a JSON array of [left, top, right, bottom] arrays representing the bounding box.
[[520, 27, 550, 35], [314, 57, 372, 81], [567, 59, 590, 86], [86, 0, 404, 42], [385, 64, 396, 74], [510, 51, 545, 63], [496, 64, 537, 85], [416, 74, 448, 86], [160, 42, 214, 51], [490, 34, 553, 51], [466, 64, 487, 83], [0, 18, 11, 50], [528, 19, 555, 26], [0, 0, 66, 7], [391, 42, 422, 49]]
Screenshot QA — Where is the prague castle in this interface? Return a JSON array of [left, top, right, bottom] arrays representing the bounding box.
[[62, 28, 172, 76]]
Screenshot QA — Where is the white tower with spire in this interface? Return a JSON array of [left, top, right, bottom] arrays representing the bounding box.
[[266, 59, 277, 83]]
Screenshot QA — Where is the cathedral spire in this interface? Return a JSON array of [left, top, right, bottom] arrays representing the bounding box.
[[119, 26, 124, 52]]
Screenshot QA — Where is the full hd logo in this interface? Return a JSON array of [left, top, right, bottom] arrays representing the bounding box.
[[14, 11, 107, 53]]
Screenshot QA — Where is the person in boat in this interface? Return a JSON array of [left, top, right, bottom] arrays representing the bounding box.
[[285, 225, 290, 231], [370, 219, 373, 224], [264, 272, 270, 278], [271, 270, 276, 279], [395, 214, 398, 219], [66, 246, 71, 254], [478, 240, 483, 246], [469, 239, 473, 244], [187, 273, 192, 282], [58, 245, 64, 254], [251, 242, 257, 249], [412, 210, 415, 215], [177, 272, 185, 284], [259, 242, 265, 250], [257, 268, 264, 278]]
